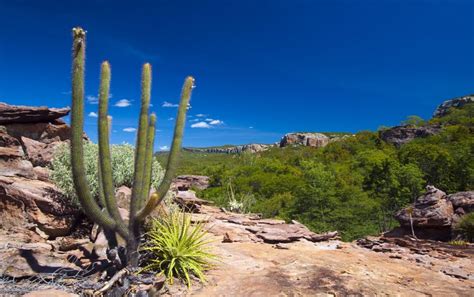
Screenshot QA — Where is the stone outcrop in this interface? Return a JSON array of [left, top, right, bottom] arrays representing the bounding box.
[[0, 103, 70, 125], [184, 143, 270, 154], [0, 103, 80, 238], [379, 124, 442, 147], [433, 95, 473, 118], [393, 186, 474, 241], [279, 132, 330, 148], [172, 175, 210, 191]]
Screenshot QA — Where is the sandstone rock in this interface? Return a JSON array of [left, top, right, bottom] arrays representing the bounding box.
[[115, 185, 132, 209], [5, 122, 73, 143], [396, 186, 453, 228], [0, 176, 78, 237], [183, 143, 270, 154], [433, 95, 474, 118], [174, 190, 213, 212], [447, 191, 474, 213], [172, 175, 210, 191], [33, 166, 50, 181], [379, 125, 442, 147], [21, 136, 62, 167], [0, 103, 70, 125], [279, 132, 330, 148]]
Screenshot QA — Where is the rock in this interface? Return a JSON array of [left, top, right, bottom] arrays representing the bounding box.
[[0, 158, 36, 179], [115, 185, 132, 209], [447, 191, 474, 214], [0, 102, 70, 125], [23, 289, 79, 297], [394, 186, 474, 241], [0, 175, 79, 237], [396, 186, 452, 228], [379, 124, 442, 147], [172, 175, 210, 191], [33, 166, 50, 181], [174, 190, 213, 212], [433, 95, 474, 118], [183, 143, 270, 154], [280, 132, 330, 148], [441, 267, 471, 280], [21, 136, 62, 167]]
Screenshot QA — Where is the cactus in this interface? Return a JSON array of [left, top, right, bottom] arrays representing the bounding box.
[[70, 27, 193, 267]]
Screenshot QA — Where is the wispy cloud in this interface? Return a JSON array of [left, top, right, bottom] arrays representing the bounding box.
[[190, 119, 199, 122], [249, 126, 254, 129], [204, 118, 214, 122], [209, 120, 224, 125], [159, 145, 169, 151], [168, 117, 174, 121], [195, 114, 206, 117], [88, 111, 98, 118], [123, 127, 136, 132], [162, 101, 179, 108], [62, 91, 72, 95], [87, 95, 99, 104], [114, 99, 132, 107], [191, 121, 211, 129]]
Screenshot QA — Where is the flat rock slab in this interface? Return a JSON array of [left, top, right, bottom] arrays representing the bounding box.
[[0, 103, 70, 124]]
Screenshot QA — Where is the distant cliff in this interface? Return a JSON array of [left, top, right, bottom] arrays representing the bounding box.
[[184, 143, 271, 154]]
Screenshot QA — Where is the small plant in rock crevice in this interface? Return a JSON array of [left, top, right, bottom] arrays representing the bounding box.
[[141, 212, 216, 287]]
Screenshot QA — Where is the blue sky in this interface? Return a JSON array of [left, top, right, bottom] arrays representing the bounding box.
[[0, 0, 473, 149]]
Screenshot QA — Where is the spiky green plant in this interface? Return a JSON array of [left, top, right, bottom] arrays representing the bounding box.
[[70, 27, 194, 267], [141, 212, 216, 287]]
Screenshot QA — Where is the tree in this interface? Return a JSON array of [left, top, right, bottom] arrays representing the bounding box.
[[402, 115, 425, 126]]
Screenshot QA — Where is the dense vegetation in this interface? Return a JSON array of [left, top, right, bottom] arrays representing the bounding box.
[[158, 103, 473, 241]]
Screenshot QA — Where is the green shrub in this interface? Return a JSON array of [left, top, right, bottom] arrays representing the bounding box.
[[455, 213, 474, 242], [50, 142, 164, 204], [141, 212, 216, 287]]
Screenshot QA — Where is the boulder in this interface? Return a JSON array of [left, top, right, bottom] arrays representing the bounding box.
[[0, 176, 79, 237], [433, 95, 474, 118], [23, 289, 79, 297], [21, 136, 62, 167], [0, 102, 70, 124], [379, 125, 442, 147], [395, 186, 453, 228], [172, 175, 210, 191], [447, 191, 474, 214], [279, 132, 330, 148], [5, 121, 72, 143]]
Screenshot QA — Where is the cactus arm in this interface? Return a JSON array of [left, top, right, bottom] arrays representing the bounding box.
[[127, 64, 152, 266], [98, 61, 129, 239], [70, 27, 117, 232], [138, 113, 156, 209], [136, 76, 194, 221]]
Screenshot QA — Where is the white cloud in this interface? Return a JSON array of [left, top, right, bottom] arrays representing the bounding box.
[[204, 118, 214, 122], [195, 114, 206, 117], [209, 120, 224, 125], [114, 99, 132, 107], [87, 95, 99, 104], [159, 145, 169, 151], [162, 101, 178, 108], [249, 126, 254, 129], [191, 121, 211, 128], [88, 112, 98, 118], [123, 127, 136, 132], [168, 117, 174, 121], [149, 103, 153, 107], [190, 119, 199, 122]]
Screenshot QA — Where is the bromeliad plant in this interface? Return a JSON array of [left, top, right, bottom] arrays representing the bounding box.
[[141, 213, 216, 287], [70, 27, 194, 267]]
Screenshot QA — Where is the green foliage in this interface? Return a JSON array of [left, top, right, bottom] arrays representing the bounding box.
[[448, 240, 469, 246], [50, 142, 164, 205], [455, 213, 474, 242], [401, 115, 425, 126], [156, 104, 473, 242], [141, 212, 216, 287]]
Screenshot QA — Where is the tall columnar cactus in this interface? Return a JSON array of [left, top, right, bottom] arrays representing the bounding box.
[[70, 27, 194, 267]]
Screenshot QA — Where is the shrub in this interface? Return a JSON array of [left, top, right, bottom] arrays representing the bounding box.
[[141, 212, 216, 287], [50, 142, 164, 204], [455, 213, 474, 242]]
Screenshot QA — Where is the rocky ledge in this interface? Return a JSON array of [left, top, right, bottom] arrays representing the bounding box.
[[433, 95, 474, 118], [379, 124, 442, 147]]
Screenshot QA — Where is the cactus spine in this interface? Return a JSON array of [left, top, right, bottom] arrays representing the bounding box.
[[70, 27, 193, 267]]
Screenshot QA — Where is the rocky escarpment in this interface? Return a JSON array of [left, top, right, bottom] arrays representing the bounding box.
[[433, 95, 474, 118], [0, 103, 82, 238], [379, 124, 442, 147], [389, 186, 474, 241], [279, 132, 330, 148], [184, 143, 271, 154]]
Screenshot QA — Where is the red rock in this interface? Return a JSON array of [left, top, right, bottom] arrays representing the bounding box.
[[0, 102, 70, 124]]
